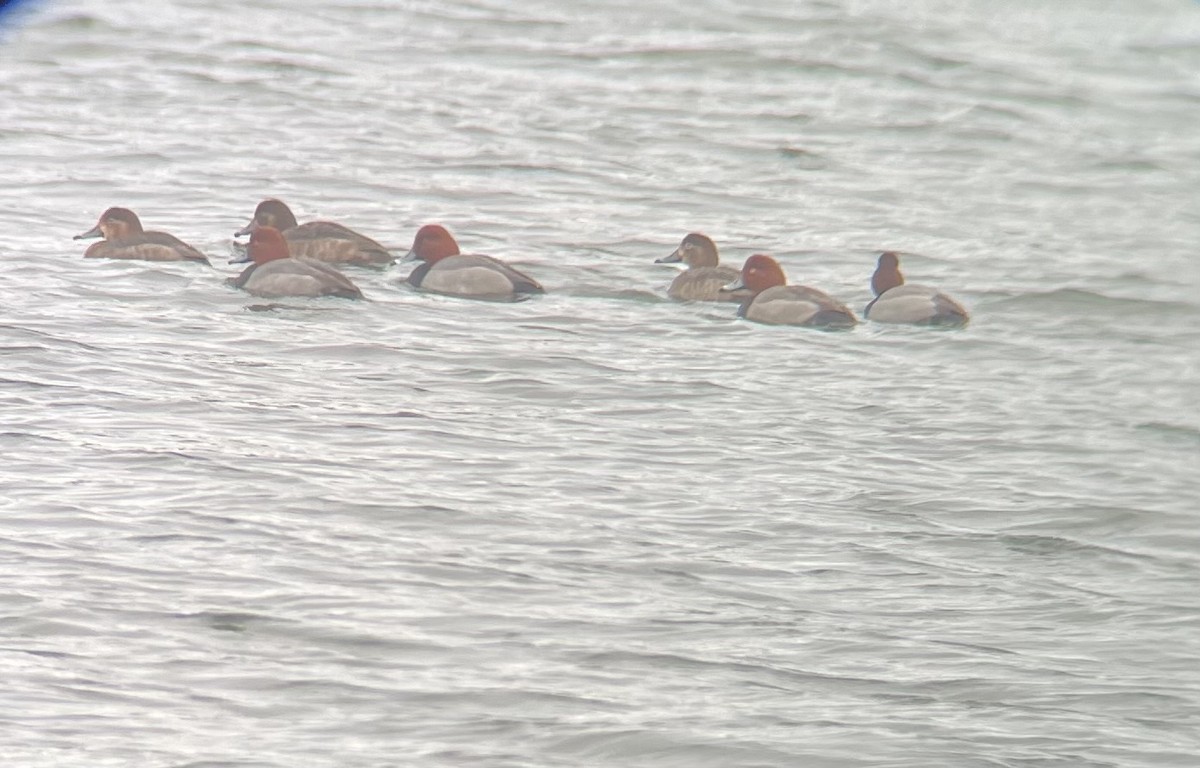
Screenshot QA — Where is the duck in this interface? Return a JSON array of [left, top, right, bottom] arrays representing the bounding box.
[[655, 233, 751, 302], [865, 252, 969, 326], [74, 207, 209, 264], [721, 254, 857, 328], [404, 224, 544, 300], [234, 198, 393, 267], [227, 226, 363, 299]]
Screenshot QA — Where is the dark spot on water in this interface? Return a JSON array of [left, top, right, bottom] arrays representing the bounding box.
[[182, 611, 271, 633], [778, 146, 828, 170]]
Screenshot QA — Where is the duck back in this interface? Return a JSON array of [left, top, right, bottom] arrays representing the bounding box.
[[231, 258, 363, 299], [409, 253, 543, 299], [741, 285, 857, 328], [668, 265, 750, 302], [86, 231, 209, 263], [284, 222, 393, 266], [866, 284, 968, 326]]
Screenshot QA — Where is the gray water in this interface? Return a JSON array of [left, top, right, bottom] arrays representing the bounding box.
[[2, 0, 1199, 766]]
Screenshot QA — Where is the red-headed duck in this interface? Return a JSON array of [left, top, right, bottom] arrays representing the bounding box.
[[655, 233, 752, 303], [235, 199, 392, 267], [74, 207, 209, 264], [227, 226, 363, 299], [404, 224, 544, 300], [865, 252, 969, 326], [721, 254, 857, 328]]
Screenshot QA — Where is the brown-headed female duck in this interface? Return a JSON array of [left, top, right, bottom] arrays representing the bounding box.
[[404, 224, 544, 300], [865, 251, 969, 326], [74, 207, 209, 264], [235, 199, 392, 267], [721, 254, 857, 328], [228, 226, 363, 299], [655, 233, 752, 303]]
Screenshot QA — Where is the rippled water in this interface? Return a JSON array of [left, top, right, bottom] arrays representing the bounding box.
[[2, 0, 1199, 765]]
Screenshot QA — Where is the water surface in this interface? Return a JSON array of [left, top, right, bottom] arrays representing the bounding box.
[[1, 1, 1199, 766]]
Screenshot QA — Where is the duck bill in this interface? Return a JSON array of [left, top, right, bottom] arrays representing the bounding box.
[[234, 219, 259, 238], [401, 249, 419, 263], [720, 277, 746, 292], [73, 224, 103, 240], [654, 248, 682, 264]]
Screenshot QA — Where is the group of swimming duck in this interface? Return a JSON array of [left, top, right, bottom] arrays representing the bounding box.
[[72, 199, 969, 327]]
